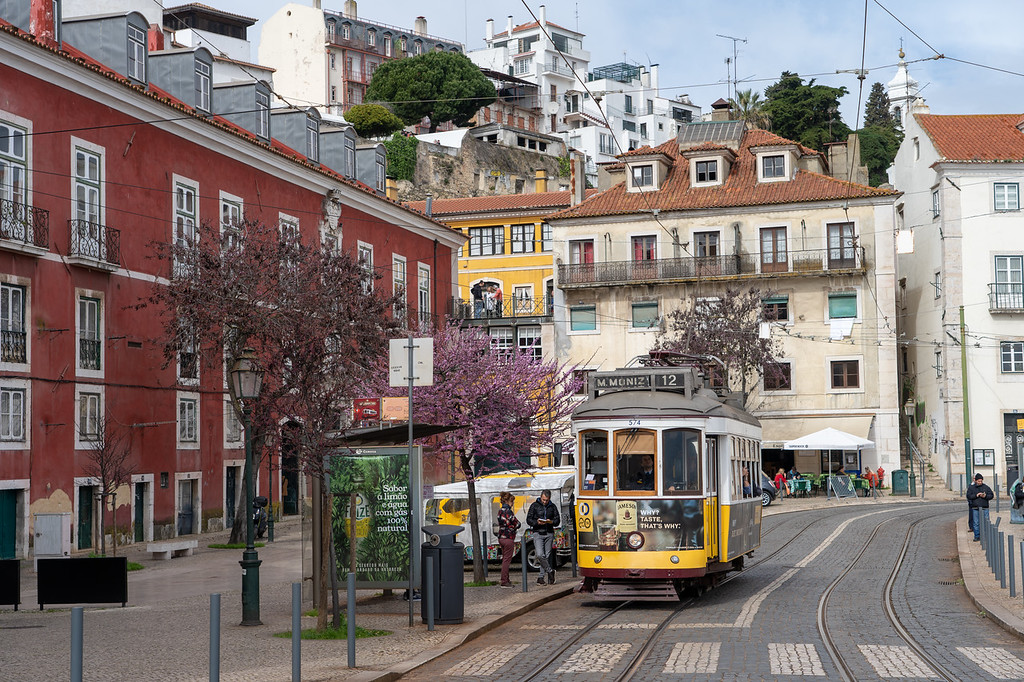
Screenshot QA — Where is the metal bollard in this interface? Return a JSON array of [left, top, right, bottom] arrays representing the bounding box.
[[1000, 531, 1007, 587], [570, 526, 578, 579], [959, 474, 964, 497], [292, 583, 301, 682], [521, 540, 528, 593], [210, 593, 221, 682], [1010, 535, 1017, 598], [71, 606, 83, 682], [425, 555, 435, 631], [482, 531, 488, 580], [996, 473, 1001, 514], [347, 573, 356, 668]]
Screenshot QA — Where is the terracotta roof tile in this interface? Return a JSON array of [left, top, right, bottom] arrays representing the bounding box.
[[617, 145, 661, 158], [550, 135, 898, 220], [406, 189, 597, 216], [916, 114, 1024, 162]]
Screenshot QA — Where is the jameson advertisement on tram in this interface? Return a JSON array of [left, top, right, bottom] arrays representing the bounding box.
[[576, 498, 704, 551]]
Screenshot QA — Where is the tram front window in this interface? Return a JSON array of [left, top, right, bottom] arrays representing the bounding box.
[[581, 431, 608, 492], [615, 429, 657, 493], [664, 428, 701, 493]]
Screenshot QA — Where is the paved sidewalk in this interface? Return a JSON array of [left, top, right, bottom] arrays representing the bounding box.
[[956, 505, 1024, 640], [4, 483, 1016, 681]]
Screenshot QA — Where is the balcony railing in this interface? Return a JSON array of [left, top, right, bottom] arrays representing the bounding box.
[[559, 247, 866, 288], [1, 330, 26, 363], [68, 220, 120, 270], [0, 198, 49, 253], [989, 283, 1024, 312], [80, 338, 101, 370], [451, 295, 553, 321]]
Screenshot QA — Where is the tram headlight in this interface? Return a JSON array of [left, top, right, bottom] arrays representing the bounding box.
[[626, 532, 645, 550], [670, 555, 680, 564], [593, 555, 602, 564]]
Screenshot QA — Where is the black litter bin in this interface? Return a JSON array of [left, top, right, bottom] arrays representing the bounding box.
[[421, 524, 465, 625]]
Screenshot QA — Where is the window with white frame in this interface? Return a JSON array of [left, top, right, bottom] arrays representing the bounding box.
[[763, 362, 792, 391], [194, 60, 211, 112], [514, 57, 532, 76], [78, 296, 101, 371], [762, 295, 789, 322], [127, 24, 146, 82], [0, 121, 27, 237], [490, 327, 514, 361], [385, 34, 392, 56], [695, 231, 719, 257], [345, 136, 356, 178], [417, 264, 431, 324], [631, 301, 659, 329], [256, 91, 270, 140], [761, 154, 785, 179], [178, 328, 198, 382], [518, 325, 542, 361], [511, 224, 535, 253], [995, 183, 1019, 211], [599, 134, 615, 155], [632, 235, 656, 261], [828, 292, 857, 319], [78, 391, 100, 441], [367, 29, 375, 46], [541, 223, 552, 251], [1001, 341, 1024, 373], [376, 155, 386, 192], [935, 349, 942, 377], [178, 396, 198, 443], [220, 195, 242, 250], [330, 54, 336, 70], [570, 305, 597, 331], [326, 21, 335, 40], [306, 116, 319, 162], [468, 226, 504, 256], [224, 399, 242, 444], [357, 243, 373, 294], [0, 386, 25, 441], [570, 239, 594, 264], [830, 359, 860, 389], [631, 164, 653, 187], [1, 283, 26, 364], [175, 182, 197, 250], [695, 159, 717, 183], [413, 39, 422, 55], [342, 22, 350, 39], [392, 255, 406, 317], [932, 188, 940, 218], [280, 216, 300, 268], [995, 255, 1024, 308], [827, 222, 856, 268], [73, 147, 101, 226]]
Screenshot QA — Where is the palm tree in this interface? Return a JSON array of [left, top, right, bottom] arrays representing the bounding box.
[[728, 89, 770, 129]]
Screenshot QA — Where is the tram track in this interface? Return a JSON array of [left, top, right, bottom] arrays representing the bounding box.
[[817, 506, 961, 682]]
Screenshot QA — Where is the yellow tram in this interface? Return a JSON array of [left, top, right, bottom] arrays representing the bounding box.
[[574, 353, 763, 600]]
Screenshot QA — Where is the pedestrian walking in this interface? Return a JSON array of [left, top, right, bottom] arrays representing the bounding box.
[[526, 489, 560, 585], [496, 492, 520, 588], [966, 473, 994, 541]]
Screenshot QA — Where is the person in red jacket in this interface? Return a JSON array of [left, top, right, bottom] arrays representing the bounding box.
[[876, 466, 885, 488], [774, 468, 789, 499]]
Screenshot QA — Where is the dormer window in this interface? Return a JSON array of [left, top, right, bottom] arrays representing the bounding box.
[[127, 24, 146, 82], [367, 29, 376, 46], [762, 154, 786, 179], [341, 22, 351, 40], [256, 91, 270, 140], [632, 165, 653, 187], [306, 117, 319, 163], [696, 160, 717, 183], [194, 61, 211, 112]]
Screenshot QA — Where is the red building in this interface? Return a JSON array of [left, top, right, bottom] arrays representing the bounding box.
[[0, 2, 460, 558]]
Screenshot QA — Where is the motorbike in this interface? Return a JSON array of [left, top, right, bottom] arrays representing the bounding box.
[[253, 495, 269, 539]]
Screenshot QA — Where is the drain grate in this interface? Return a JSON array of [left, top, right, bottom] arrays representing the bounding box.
[[937, 556, 958, 562], [937, 580, 960, 585]]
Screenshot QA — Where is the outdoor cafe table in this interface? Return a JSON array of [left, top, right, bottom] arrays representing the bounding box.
[[789, 478, 811, 497], [852, 478, 870, 496]]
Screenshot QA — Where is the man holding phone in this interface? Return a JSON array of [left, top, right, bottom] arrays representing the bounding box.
[[526, 489, 561, 585]]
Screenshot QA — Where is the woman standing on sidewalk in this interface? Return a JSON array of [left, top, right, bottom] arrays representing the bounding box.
[[497, 492, 520, 588]]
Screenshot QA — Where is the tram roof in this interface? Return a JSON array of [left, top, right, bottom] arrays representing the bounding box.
[[572, 388, 760, 427]]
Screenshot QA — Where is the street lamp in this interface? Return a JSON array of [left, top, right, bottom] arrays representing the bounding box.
[[230, 347, 264, 626]]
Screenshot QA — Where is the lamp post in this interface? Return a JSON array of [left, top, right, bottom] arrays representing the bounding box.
[[231, 347, 264, 626]]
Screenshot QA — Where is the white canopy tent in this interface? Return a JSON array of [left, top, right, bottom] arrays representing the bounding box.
[[783, 427, 874, 451]]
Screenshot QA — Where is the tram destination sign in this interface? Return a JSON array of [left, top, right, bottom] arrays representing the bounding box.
[[593, 372, 690, 392]]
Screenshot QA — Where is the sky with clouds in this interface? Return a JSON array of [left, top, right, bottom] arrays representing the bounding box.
[[222, 0, 1024, 125]]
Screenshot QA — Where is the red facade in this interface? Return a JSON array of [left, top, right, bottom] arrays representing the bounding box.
[[0, 17, 458, 557]]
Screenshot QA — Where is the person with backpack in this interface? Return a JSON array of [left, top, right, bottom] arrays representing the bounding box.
[[526, 489, 561, 585], [497, 491, 521, 588]]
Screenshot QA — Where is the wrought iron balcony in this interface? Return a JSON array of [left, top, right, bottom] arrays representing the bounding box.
[[80, 338, 101, 370], [558, 247, 866, 288], [0, 198, 49, 254], [450, 295, 553, 322], [989, 283, 1024, 312], [1, 330, 26, 364], [67, 220, 120, 271]]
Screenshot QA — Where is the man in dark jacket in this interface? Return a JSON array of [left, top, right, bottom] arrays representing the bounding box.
[[526, 489, 561, 585], [470, 282, 484, 318], [967, 473, 994, 541]]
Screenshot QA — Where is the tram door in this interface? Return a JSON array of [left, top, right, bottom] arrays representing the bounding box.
[[705, 437, 719, 560]]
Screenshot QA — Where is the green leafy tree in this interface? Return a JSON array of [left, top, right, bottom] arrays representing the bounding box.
[[862, 82, 895, 129], [383, 133, 418, 181], [857, 125, 902, 186], [366, 51, 496, 133], [344, 103, 405, 138], [763, 72, 851, 151], [728, 88, 770, 128]]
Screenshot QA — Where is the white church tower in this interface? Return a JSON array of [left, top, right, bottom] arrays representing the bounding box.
[[886, 48, 921, 128]]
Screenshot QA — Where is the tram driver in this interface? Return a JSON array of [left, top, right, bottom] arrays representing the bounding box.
[[635, 454, 656, 490]]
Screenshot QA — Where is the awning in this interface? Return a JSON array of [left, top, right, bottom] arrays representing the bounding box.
[[760, 415, 873, 448], [784, 426, 874, 451], [327, 422, 465, 447]]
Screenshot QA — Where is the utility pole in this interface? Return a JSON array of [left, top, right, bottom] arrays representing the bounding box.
[[716, 34, 747, 102]]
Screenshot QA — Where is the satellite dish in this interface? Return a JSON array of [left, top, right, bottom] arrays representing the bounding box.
[[545, 101, 560, 115]]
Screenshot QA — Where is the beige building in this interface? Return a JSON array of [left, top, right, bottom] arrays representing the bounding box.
[[547, 121, 903, 474]]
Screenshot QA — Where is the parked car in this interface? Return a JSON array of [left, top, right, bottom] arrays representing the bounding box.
[[759, 472, 778, 507]]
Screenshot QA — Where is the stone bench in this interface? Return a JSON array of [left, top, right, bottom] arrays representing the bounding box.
[[146, 539, 198, 560]]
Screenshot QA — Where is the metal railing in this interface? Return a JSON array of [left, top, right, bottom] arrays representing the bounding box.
[[989, 282, 1024, 311], [451, 296, 552, 320], [0, 198, 49, 250], [68, 220, 120, 267], [559, 247, 866, 287], [80, 338, 101, 370], [1, 330, 26, 363]]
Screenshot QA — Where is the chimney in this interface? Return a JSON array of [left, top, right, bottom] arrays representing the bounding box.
[[343, 0, 357, 19], [147, 24, 164, 52], [650, 64, 660, 92], [539, 5, 546, 26], [486, 18, 494, 41], [414, 16, 427, 37], [569, 151, 585, 206], [386, 176, 398, 201], [534, 169, 548, 193], [425, 194, 433, 216], [29, 0, 60, 45], [506, 15, 513, 40]]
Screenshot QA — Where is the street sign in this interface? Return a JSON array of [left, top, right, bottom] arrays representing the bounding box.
[[353, 397, 381, 422], [389, 337, 434, 387], [382, 396, 409, 421]]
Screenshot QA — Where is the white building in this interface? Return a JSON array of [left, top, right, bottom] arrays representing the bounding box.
[[886, 49, 921, 129], [893, 100, 1024, 487]]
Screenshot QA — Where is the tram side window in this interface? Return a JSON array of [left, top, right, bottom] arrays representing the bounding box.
[[664, 428, 700, 492], [616, 429, 657, 492], [581, 431, 608, 491], [731, 437, 756, 500]]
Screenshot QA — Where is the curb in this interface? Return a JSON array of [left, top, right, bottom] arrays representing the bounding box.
[[354, 586, 575, 681], [956, 520, 1024, 642]]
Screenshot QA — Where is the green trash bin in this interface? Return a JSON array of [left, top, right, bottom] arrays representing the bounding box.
[[891, 469, 909, 495]]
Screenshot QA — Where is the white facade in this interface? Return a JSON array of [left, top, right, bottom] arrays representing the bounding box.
[[257, 3, 328, 108], [894, 102, 1024, 487], [886, 50, 920, 129]]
